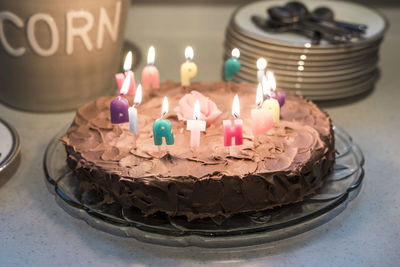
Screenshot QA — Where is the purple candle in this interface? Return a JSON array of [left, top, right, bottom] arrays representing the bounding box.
[[110, 75, 131, 124], [270, 90, 286, 107], [276, 91, 285, 107], [267, 71, 285, 108], [110, 97, 129, 124]]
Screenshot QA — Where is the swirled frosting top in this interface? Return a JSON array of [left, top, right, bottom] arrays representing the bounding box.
[[62, 81, 331, 180]]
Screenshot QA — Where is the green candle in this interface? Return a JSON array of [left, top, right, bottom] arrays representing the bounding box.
[[224, 48, 241, 81], [153, 97, 174, 146]]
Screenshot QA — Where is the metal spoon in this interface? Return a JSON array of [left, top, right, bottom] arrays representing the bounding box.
[[251, 15, 322, 44], [267, 6, 349, 43], [283, 2, 353, 37], [312, 7, 367, 33]]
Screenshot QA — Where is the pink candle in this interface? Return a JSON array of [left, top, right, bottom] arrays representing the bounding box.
[[142, 46, 160, 90], [186, 100, 206, 147], [251, 83, 273, 136], [223, 94, 243, 146], [115, 51, 136, 95]]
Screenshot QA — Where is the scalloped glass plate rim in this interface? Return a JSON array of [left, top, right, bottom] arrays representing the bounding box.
[[43, 124, 364, 247]]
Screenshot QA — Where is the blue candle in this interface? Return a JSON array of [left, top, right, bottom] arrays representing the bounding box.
[[224, 48, 241, 81], [153, 97, 174, 146]]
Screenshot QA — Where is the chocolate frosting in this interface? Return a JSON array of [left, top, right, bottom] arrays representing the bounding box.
[[61, 81, 335, 221]]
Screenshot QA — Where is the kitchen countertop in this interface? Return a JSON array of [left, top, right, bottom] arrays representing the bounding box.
[[1, 3, 400, 266]]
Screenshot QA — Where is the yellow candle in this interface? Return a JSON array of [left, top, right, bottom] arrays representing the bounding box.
[[180, 46, 198, 86], [262, 98, 280, 123]]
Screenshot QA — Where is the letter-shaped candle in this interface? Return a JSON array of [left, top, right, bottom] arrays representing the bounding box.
[[262, 75, 271, 98], [267, 71, 285, 107], [142, 46, 160, 90], [128, 84, 142, 133], [251, 83, 274, 136], [186, 100, 206, 147], [110, 75, 131, 124], [153, 97, 174, 146], [262, 78, 280, 123], [115, 51, 136, 95], [224, 48, 241, 81], [256, 58, 267, 83], [180, 46, 198, 86], [223, 94, 243, 146]]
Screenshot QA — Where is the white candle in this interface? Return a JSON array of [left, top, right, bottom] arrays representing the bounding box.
[[256, 58, 267, 83], [187, 100, 206, 147], [128, 84, 142, 134], [262, 75, 271, 98]]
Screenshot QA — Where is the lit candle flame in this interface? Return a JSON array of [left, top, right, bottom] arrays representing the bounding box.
[[161, 96, 168, 117], [147, 46, 155, 65], [256, 58, 267, 70], [123, 51, 133, 72], [232, 94, 240, 119], [185, 46, 194, 61], [256, 83, 263, 108], [262, 75, 271, 97], [232, 48, 240, 58], [193, 100, 201, 120], [133, 84, 142, 107], [119, 74, 131, 95], [267, 71, 276, 91]]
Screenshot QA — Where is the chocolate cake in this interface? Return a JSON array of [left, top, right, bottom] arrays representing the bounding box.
[[61, 81, 335, 221]]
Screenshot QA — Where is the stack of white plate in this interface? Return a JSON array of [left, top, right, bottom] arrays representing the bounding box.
[[224, 0, 388, 100]]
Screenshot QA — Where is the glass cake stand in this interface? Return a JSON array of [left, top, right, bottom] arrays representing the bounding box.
[[44, 125, 364, 248]]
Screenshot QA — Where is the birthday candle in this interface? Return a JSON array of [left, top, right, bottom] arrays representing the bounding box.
[[128, 84, 142, 133], [267, 71, 285, 107], [224, 48, 241, 81], [256, 58, 267, 83], [186, 100, 206, 147], [153, 97, 174, 146], [251, 83, 274, 136], [115, 51, 136, 95], [223, 94, 243, 146], [262, 75, 271, 98], [110, 75, 131, 124], [262, 78, 280, 123], [180, 46, 198, 86], [142, 46, 160, 90]]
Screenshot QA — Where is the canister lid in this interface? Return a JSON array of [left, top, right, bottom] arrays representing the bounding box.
[[0, 118, 20, 185]]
